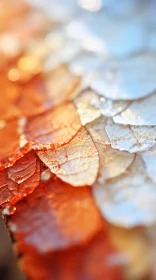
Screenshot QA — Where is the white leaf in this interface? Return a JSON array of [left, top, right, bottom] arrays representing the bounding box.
[[91, 95, 130, 117], [113, 94, 156, 126], [93, 156, 156, 227], [74, 90, 101, 125], [91, 54, 156, 100], [106, 121, 156, 153], [87, 117, 134, 181]]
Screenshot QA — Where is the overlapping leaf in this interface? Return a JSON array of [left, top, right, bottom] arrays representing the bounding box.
[[74, 90, 101, 125], [90, 55, 156, 100], [8, 178, 102, 252], [86, 117, 135, 181], [0, 119, 30, 170], [113, 94, 156, 126], [1, 1, 156, 280], [93, 155, 156, 227], [91, 95, 130, 118], [0, 102, 81, 170], [38, 127, 99, 186], [0, 151, 40, 209], [106, 121, 156, 153], [25, 102, 81, 149]]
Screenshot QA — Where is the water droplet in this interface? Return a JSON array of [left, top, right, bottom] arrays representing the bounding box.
[[51, 160, 60, 172], [40, 169, 51, 181], [3, 206, 16, 216]]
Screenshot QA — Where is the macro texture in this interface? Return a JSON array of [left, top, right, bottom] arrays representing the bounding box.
[[0, 0, 156, 280]]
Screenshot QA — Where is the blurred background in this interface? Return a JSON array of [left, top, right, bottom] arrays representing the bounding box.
[[0, 0, 156, 279], [0, 217, 25, 280]]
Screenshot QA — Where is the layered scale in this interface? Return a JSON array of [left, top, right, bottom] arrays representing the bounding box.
[[0, 0, 156, 279]]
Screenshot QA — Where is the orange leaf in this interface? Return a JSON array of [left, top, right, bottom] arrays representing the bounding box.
[[0, 119, 30, 170], [25, 102, 81, 149], [9, 178, 102, 252], [0, 151, 40, 208], [17, 230, 122, 280]]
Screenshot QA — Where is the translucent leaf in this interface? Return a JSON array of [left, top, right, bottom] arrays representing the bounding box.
[[38, 127, 99, 186], [0, 119, 30, 170], [74, 90, 101, 125], [93, 155, 156, 227], [8, 179, 102, 252], [86, 117, 135, 181], [25, 102, 81, 149], [2, 2, 156, 280], [8, 152, 37, 183], [95, 145, 134, 183], [86, 116, 110, 146], [0, 102, 81, 170], [0, 151, 40, 209], [91, 95, 130, 117], [113, 94, 156, 126], [106, 121, 156, 153], [90, 54, 156, 100], [142, 148, 156, 183]]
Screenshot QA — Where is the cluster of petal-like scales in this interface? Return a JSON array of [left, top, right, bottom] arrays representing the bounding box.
[[0, 0, 156, 279]]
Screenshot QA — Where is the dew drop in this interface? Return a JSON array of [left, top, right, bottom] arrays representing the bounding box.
[[40, 169, 51, 181], [3, 206, 16, 216]]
